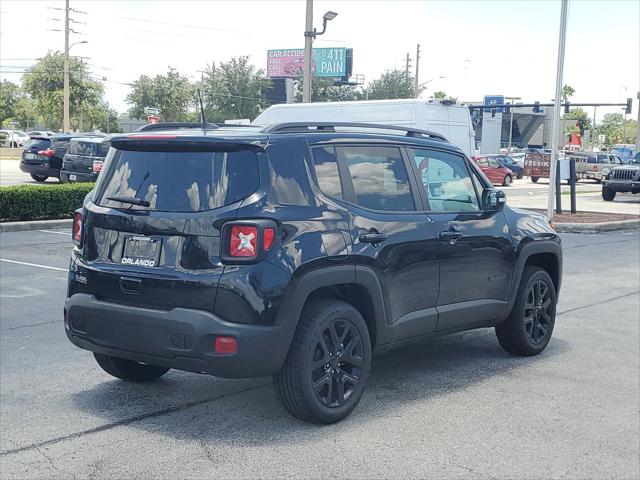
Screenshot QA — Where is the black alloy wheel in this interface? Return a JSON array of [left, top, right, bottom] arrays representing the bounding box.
[[523, 280, 552, 345], [310, 318, 364, 408]]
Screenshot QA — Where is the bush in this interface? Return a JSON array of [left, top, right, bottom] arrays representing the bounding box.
[[0, 183, 94, 222]]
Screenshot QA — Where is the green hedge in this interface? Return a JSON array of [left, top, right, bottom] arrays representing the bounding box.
[[0, 183, 94, 222]]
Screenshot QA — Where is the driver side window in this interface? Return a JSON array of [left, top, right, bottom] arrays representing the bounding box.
[[410, 149, 480, 212]]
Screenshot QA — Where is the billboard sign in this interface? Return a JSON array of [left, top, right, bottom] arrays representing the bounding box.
[[483, 95, 505, 113], [267, 48, 347, 78]]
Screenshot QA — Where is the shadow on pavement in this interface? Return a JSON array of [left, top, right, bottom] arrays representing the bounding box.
[[71, 328, 570, 445]]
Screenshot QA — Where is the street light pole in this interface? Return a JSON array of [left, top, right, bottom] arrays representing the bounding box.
[[414, 44, 421, 98], [302, 0, 314, 103], [63, 0, 70, 132], [302, 5, 337, 103], [505, 96, 522, 153], [547, 0, 569, 220]]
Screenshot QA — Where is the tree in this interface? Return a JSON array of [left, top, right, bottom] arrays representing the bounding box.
[[595, 113, 637, 145], [433, 90, 447, 99], [365, 69, 421, 100], [126, 67, 195, 121], [562, 107, 592, 134], [202, 57, 271, 120], [84, 102, 122, 133], [21, 51, 104, 130], [0, 80, 20, 126], [561, 84, 575, 104], [294, 76, 360, 103]]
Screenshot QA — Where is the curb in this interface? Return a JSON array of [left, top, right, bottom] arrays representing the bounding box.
[[553, 218, 640, 233], [0, 219, 72, 233]]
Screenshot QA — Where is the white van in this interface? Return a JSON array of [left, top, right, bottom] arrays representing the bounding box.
[[252, 98, 476, 157]]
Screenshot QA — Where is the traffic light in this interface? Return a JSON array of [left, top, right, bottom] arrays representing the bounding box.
[[533, 101, 540, 113], [564, 102, 570, 114], [625, 97, 632, 115]]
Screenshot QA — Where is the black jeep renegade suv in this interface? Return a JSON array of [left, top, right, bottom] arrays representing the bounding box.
[[65, 122, 562, 424]]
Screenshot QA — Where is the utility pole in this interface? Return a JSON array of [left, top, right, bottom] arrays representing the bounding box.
[[405, 53, 411, 82], [63, 0, 70, 132], [302, 0, 314, 103], [414, 44, 421, 98], [506, 96, 522, 153], [547, 0, 569, 220]]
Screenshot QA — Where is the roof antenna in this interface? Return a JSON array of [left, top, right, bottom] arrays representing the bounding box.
[[197, 89, 207, 130]]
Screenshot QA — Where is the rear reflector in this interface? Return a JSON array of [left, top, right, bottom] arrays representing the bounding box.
[[214, 336, 237, 354], [229, 225, 258, 257]]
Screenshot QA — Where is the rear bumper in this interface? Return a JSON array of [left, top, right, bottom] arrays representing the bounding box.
[[64, 293, 293, 378], [19, 160, 59, 178], [602, 180, 640, 192], [60, 170, 98, 183]]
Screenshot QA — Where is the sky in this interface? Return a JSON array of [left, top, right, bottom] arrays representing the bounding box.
[[1, 0, 638, 121]]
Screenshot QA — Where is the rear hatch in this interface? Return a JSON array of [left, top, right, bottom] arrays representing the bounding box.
[[21, 137, 51, 164], [76, 137, 262, 313], [63, 139, 108, 174]]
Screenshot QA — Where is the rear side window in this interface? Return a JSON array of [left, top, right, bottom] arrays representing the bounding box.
[[340, 146, 415, 211], [98, 141, 111, 157], [95, 148, 259, 212], [25, 138, 50, 150], [68, 141, 97, 156], [311, 146, 343, 199]]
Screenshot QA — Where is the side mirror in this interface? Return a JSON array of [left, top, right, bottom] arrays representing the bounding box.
[[483, 189, 506, 211]]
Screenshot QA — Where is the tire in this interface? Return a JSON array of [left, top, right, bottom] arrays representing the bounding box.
[[602, 187, 616, 201], [531, 177, 539, 183], [502, 175, 512, 187], [273, 299, 372, 424], [595, 178, 602, 184], [495, 266, 557, 356], [30, 174, 48, 182], [93, 353, 169, 382], [517, 173, 524, 180]]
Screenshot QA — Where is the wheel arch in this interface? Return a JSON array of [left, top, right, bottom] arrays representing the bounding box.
[[504, 238, 563, 316], [274, 265, 389, 350]]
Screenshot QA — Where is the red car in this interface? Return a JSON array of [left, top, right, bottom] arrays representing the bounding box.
[[472, 155, 514, 186]]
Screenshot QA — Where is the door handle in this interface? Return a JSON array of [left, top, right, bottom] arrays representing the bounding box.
[[439, 230, 463, 243], [359, 231, 388, 245]]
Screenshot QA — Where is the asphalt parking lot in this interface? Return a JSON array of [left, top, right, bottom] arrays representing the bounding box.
[[0, 228, 638, 479]]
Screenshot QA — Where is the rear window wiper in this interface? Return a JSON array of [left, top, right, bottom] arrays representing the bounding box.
[[106, 195, 150, 207]]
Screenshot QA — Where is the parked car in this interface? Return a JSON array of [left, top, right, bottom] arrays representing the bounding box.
[[27, 130, 55, 137], [253, 98, 476, 158], [472, 155, 514, 186], [60, 137, 111, 183], [0, 129, 29, 147], [20, 132, 104, 182], [496, 155, 524, 179], [20, 135, 54, 182], [509, 152, 526, 167], [65, 122, 562, 424], [601, 163, 640, 201], [572, 152, 623, 183]]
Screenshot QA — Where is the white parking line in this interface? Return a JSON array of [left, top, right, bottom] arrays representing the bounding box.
[[37, 230, 69, 236], [0, 258, 67, 272]]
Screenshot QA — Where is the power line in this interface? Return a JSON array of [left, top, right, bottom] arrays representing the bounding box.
[[115, 15, 251, 35]]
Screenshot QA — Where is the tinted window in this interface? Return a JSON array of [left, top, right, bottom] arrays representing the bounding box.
[[487, 158, 500, 168], [68, 140, 97, 156], [340, 146, 415, 211], [410, 148, 480, 212], [25, 138, 50, 150], [95, 148, 259, 212], [98, 141, 111, 158], [311, 146, 342, 199]]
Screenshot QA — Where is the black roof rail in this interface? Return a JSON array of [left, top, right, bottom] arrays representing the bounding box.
[[135, 122, 219, 132], [261, 122, 448, 142]]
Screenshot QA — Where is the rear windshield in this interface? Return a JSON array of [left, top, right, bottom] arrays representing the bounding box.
[[25, 138, 50, 150], [95, 148, 260, 212], [68, 141, 98, 156]]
